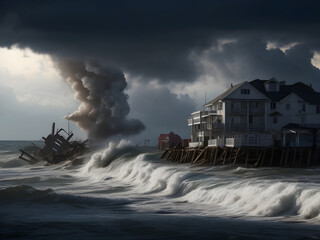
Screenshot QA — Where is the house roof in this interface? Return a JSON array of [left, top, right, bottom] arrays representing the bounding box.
[[250, 79, 320, 105], [204, 81, 246, 107], [203, 78, 320, 108], [158, 134, 169, 140]]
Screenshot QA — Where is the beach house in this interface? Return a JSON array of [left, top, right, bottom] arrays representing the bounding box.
[[158, 132, 182, 150], [188, 78, 320, 148]]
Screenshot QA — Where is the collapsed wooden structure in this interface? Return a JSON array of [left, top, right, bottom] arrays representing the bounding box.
[[19, 122, 87, 164], [160, 146, 320, 168]]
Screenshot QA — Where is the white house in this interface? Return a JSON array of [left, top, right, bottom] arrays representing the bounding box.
[[188, 78, 320, 147]]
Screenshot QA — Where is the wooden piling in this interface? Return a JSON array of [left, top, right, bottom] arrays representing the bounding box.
[[233, 147, 241, 165], [280, 148, 285, 167], [223, 148, 228, 165], [307, 148, 312, 167], [245, 150, 249, 167], [269, 147, 275, 167], [213, 147, 219, 165], [161, 145, 318, 168]]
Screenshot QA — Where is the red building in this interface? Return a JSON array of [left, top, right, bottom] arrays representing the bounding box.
[[158, 132, 182, 150]]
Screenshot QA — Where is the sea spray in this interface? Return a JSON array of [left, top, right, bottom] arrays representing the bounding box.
[[76, 141, 320, 220], [82, 140, 139, 173]]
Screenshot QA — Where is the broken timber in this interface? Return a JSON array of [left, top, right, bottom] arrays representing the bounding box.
[[160, 146, 320, 168], [19, 122, 87, 165]]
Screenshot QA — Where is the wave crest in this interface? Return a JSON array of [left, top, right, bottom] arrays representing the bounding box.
[[82, 140, 140, 174]]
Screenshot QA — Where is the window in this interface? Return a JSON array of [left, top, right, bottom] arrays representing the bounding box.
[[317, 105, 320, 114], [231, 117, 240, 124], [249, 115, 253, 124], [231, 102, 240, 112], [270, 102, 276, 109], [301, 103, 306, 112], [241, 89, 250, 94], [286, 103, 291, 110], [273, 117, 278, 124], [268, 83, 276, 91], [218, 102, 223, 110]]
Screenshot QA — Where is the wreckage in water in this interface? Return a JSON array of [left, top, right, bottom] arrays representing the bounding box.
[[19, 122, 87, 164]]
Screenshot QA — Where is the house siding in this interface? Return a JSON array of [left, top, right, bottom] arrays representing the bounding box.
[[188, 79, 320, 147]]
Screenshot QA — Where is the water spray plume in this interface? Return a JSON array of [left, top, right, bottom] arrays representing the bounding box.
[[57, 60, 145, 139]]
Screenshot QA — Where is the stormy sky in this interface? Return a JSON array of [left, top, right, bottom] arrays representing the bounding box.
[[0, 0, 320, 144]]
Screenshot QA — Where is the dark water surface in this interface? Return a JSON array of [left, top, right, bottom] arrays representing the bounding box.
[[1, 141, 320, 240]]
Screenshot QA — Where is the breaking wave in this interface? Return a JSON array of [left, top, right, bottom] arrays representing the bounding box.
[[80, 142, 320, 222]]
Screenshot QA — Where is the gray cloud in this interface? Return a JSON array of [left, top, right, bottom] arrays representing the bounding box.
[[127, 81, 196, 144], [1, 1, 320, 83], [195, 37, 320, 90]]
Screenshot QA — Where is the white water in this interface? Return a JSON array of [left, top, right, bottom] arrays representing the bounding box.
[[74, 141, 320, 223], [2, 141, 320, 239]]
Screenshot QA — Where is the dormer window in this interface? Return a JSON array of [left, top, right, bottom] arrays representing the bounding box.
[[269, 83, 276, 91], [241, 89, 250, 94], [264, 78, 281, 92]]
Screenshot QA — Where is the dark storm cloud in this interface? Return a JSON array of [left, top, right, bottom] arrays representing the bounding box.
[[129, 83, 196, 130], [57, 60, 145, 139], [1, 0, 320, 141], [127, 82, 196, 142], [0, 0, 320, 82], [196, 37, 320, 89]]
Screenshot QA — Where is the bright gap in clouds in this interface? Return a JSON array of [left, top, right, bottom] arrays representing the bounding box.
[[266, 41, 300, 53], [0, 46, 85, 140], [311, 51, 320, 70], [0, 46, 75, 108]]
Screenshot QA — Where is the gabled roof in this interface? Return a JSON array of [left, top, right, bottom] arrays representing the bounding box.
[[204, 78, 320, 107], [289, 82, 320, 105], [250, 79, 320, 105], [158, 134, 169, 140], [204, 81, 246, 107]]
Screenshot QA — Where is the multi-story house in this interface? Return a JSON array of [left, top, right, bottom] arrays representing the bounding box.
[[188, 78, 320, 147]]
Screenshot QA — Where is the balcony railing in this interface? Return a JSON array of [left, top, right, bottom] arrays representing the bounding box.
[[230, 123, 264, 130], [189, 142, 204, 148], [249, 109, 265, 114], [206, 123, 224, 130], [208, 138, 225, 147], [226, 135, 273, 147], [188, 118, 201, 126]]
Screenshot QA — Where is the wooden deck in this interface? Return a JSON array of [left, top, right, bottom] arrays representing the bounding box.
[[160, 146, 320, 168]]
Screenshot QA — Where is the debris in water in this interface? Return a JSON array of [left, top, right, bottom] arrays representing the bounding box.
[[19, 122, 87, 164]]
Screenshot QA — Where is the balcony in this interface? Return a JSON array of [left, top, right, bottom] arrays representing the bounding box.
[[208, 138, 225, 147], [189, 142, 204, 148], [230, 123, 265, 130], [249, 109, 265, 115], [226, 134, 273, 147], [188, 118, 201, 126], [206, 123, 224, 130]]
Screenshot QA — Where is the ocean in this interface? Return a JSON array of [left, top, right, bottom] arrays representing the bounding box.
[[1, 140, 320, 240]]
